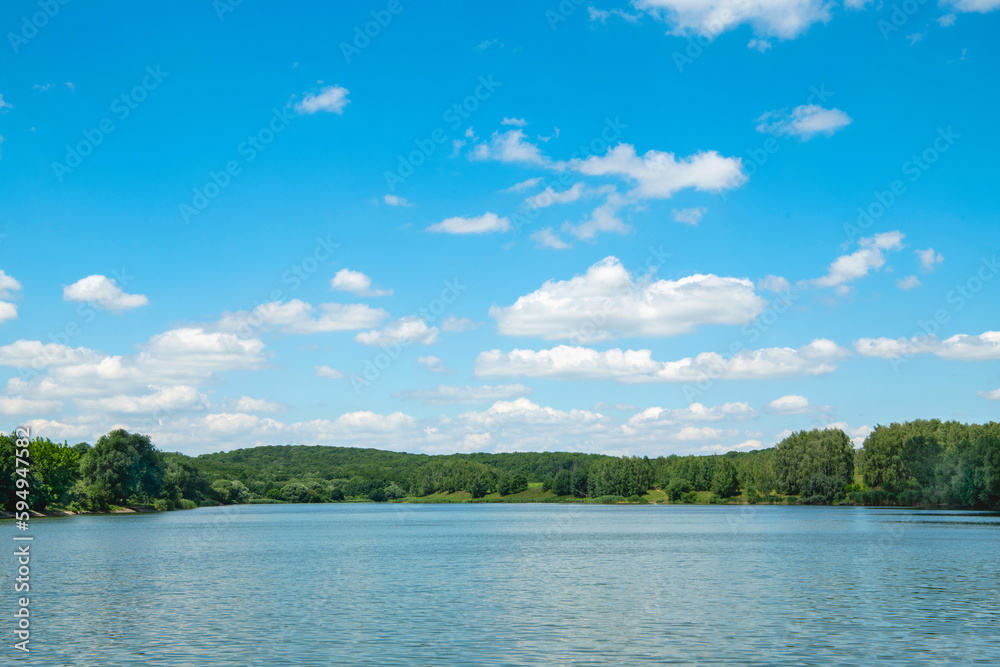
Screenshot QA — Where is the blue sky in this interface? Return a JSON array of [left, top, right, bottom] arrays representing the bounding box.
[[1, 0, 998, 455]]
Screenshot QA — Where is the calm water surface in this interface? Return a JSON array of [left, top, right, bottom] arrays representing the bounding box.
[[7, 504, 999, 666]]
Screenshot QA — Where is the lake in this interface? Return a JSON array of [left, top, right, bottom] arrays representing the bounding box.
[[10, 504, 1000, 666]]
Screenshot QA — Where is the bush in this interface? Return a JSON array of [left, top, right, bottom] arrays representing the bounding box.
[[179, 499, 198, 510], [680, 491, 699, 504], [594, 495, 627, 504], [666, 478, 693, 501]]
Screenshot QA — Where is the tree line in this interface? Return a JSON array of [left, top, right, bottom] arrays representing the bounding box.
[[2, 419, 998, 512]]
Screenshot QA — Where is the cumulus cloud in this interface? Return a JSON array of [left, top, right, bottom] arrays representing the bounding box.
[[573, 143, 745, 199], [854, 331, 1000, 361], [0, 396, 63, 415], [63, 275, 149, 312], [5, 327, 268, 405], [503, 177, 544, 193], [394, 384, 533, 405], [757, 275, 790, 292], [623, 402, 757, 432], [916, 248, 944, 271], [897, 275, 921, 290], [315, 365, 345, 379], [383, 194, 414, 207], [294, 85, 350, 114], [562, 196, 630, 240], [634, 0, 847, 39], [523, 182, 587, 209], [490, 256, 765, 341], [672, 207, 706, 225], [500, 117, 528, 127], [426, 212, 512, 234], [469, 129, 548, 165], [75, 385, 210, 415], [416, 355, 449, 373], [945, 1, 1000, 13], [475, 339, 848, 383], [0, 270, 21, 323], [0, 340, 105, 368], [979, 387, 1000, 400], [216, 299, 388, 335], [764, 394, 830, 415], [228, 396, 287, 413], [756, 105, 852, 140], [441, 315, 477, 332], [330, 269, 393, 297], [355, 316, 438, 346], [531, 228, 572, 250], [813, 231, 905, 288]]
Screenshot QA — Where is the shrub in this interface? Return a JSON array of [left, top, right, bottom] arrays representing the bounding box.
[[680, 491, 699, 504]]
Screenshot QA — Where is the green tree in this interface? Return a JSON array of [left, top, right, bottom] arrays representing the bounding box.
[[80, 430, 164, 509], [711, 458, 740, 498]]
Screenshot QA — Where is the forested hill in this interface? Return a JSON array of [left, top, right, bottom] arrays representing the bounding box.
[[3, 419, 999, 511]]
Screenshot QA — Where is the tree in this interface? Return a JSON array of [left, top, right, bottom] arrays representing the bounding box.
[[711, 458, 740, 498], [552, 469, 573, 496], [80, 430, 164, 508], [666, 477, 692, 501], [498, 472, 528, 496]]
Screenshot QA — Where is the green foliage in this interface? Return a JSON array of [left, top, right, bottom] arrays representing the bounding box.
[[711, 458, 740, 498], [498, 472, 529, 496], [587, 456, 652, 498], [80, 430, 164, 509], [774, 428, 854, 497]]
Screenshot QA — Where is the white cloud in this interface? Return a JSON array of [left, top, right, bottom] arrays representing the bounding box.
[[0, 94, 11, 110], [394, 384, 533, 405], [503, 177, 544, 193], [0, 396, 63, 415], [916, 247, 944, 271], [897, 275, 921, 290], [814, 231, 905, 288], [475, 339, 848, 383], [491, 256, 765, 341], [315, 365, 345, 379], [294, 85, 350, 114], [979, 387, 1000, 400], [747, 38, 772, 51], [672, 206, 706, 225], [634, 0, 838, 39], [523, 182, 587, 209], [588, 6, 642, 22], [500, 117, 528, 127], [757, 275, 790, 292], [531, 228, 572, 250], [574, 143, 745, 199], [764, 394, 831, 415], [228, 396, 286, 413], [416, 355, 449, 373], [0, 270, 20, 298], [354, 316, 438, 346], [426, 212, 512, 234], [217, 299, 388, 335], [76, 385, 210, 415], [562, 196, 630, 240], [6, 328, 268, 409], [441, 315, 477, 332], [383, 194, 414, 207], [0, 269, 19, 323], [330, 269, 393, 297], [945, 0, 1000, 13], [63, 275, 149, 312], [469, 129, 547, 165], [624, 402, 757, 430], [855, 331, 1000, 361], [906, 32, 924, 45], [825, 421, 873, 447], [0, 340, 104, 368], [756, 105, 852, 140], [937, 13, 957, 26]]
